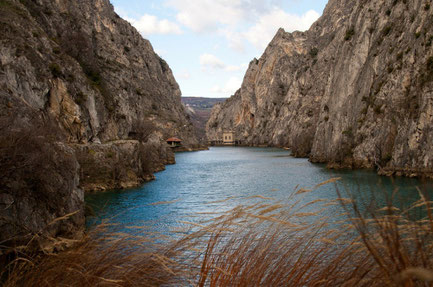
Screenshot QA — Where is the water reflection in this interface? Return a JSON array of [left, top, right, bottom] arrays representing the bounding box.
[[86, 147, 432, 234]]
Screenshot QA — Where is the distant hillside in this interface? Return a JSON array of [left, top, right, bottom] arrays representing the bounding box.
[[182, 97, 226, 141], [182, 97, 226, 109]]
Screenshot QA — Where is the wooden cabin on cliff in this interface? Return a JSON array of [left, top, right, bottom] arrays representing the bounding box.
[[167, 137, 182, 148]]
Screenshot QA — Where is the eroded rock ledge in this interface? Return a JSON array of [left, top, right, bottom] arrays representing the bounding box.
[[74, 139, 175, 192]]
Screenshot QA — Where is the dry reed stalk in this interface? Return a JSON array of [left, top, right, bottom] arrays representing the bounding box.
[[3, 179, 433, 286]]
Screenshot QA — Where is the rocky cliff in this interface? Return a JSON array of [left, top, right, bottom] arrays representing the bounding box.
[[207, 0, 433, 177], [0, 0, 197, 251], [1, 0, 196, 145]]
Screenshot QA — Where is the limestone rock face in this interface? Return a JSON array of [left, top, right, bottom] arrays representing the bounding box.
[[207, 0, 433, 177], [74, 139, 175, 192], [1, 0, 196, 146], [0, 0, 197, 249]]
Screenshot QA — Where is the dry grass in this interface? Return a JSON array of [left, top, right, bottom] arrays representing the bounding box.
[[3, 180, 433, 286], [2, 223, 193, 286]]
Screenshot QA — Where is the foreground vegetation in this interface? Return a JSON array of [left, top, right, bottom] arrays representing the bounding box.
[[3, 179, 433, 286]]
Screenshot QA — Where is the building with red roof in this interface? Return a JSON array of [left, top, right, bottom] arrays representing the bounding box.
[[166, 137, 182, 147]]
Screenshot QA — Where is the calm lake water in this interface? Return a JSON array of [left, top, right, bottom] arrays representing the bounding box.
[[86, 147, 432, 233]]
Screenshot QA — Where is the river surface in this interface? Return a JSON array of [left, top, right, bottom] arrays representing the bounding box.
[[86, 147, 431, 233]]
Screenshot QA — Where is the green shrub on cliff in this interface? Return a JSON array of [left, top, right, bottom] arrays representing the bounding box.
[[342, 128, 353, 137], [344, 27, 355, 41], [49, 63, 62, 78], [309, 47, 319, 57]]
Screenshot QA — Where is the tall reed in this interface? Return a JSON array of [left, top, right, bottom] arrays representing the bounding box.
[[3, 180, 433, 286]]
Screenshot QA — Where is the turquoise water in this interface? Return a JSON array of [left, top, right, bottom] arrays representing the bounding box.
[[85, 147, 432, 233]]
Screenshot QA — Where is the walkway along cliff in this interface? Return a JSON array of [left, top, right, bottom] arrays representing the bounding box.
[[0, 0, 198, 252], [207, 0, 433, 178]]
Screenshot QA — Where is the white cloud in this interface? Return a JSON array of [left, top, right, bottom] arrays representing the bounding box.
[[211, 77, 242, 95], [166, 0, 247, 33], [219, 29, 246, 53], [200, 54, 247, 72], [225, 65, 243, 72], [226, 63, 248, 72], [165, 0, 320, 53], [244, 9, 320, 50], [121, 14, 182, 36], [200, 54, 226, 71], [176, 71, 191, 80], [165, 0, 286, 33]]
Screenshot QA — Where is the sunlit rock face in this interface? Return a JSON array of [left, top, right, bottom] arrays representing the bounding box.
[[0, 0, 197, 247], [207, 0, 433, 177], [1, 0, 197, 145]]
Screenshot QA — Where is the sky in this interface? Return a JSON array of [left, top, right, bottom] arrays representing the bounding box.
[[110, 0, 329, 98]]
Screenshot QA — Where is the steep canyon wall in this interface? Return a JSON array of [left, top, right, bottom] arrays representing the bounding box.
[[0, 0, 197, 248], [207, 0, 433, 177]]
